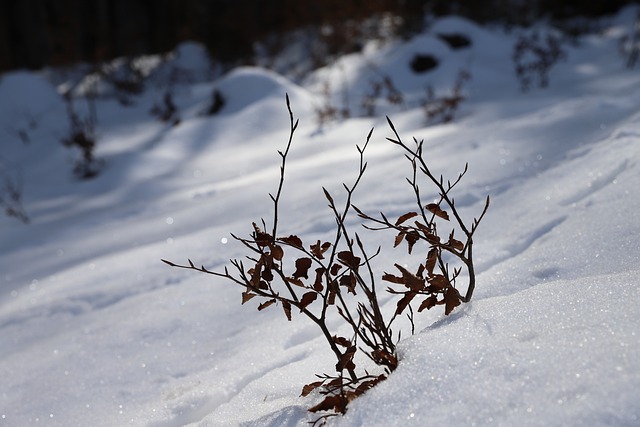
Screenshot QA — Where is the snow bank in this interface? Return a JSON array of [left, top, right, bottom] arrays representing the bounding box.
[[341, 270, 640, 426]]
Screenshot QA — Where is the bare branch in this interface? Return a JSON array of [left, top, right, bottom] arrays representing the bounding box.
[[162, 97, 488, 420]]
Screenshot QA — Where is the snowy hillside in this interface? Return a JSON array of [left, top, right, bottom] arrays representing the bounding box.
[[1, 9, 639, 427]]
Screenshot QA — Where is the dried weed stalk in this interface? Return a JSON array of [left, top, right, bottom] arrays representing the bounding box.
[[163, 95, 489, 422]]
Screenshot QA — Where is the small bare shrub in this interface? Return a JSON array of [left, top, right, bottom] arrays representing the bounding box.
[[5, 111, 40, 145], [512, 31, 566, 92], [99, 58, 146, 106], [0, 160, 29, 224], [360, 72, 404, 117], [151, 91, 180, 126], [61, 91, 103, 179], [204, 89, 226, 116], [315, 81, 350, 127], [163, 96, 489, 422], [422, 69, 471, 124]]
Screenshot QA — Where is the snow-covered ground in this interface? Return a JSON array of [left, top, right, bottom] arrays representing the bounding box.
[[1, 8, 639, 427]]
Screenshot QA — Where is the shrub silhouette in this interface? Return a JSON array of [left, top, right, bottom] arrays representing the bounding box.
[[314, 80, 350, 127], [61, 91, 103, 179], [512, 31, 566, 92], [205, 89, 226, 115], [422, 69, 471, 124], [360, 70, 404, 117], [151, 91, 180, 126], [0, 161, 29, 224], [99, 58, 146, 106], [163, 95, 489, 422]]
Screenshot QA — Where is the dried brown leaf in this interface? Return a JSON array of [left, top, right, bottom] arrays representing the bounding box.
[[428, 274, 449, 290], [340, 274, 357, 295], [426, 248, 438, 275], [313, 267, 324, 292], [327, 377, 343, 389], [417, 295, 438, 312], [300, 380, 324, 397], [395, 211, 418, 226], [394, 231, 405, 248], [444, 287, 461, 315], [327, 280, 338, 305], [416, 263, 425, 278], [395, 291, 416, 316], [330, 263, 342, 276], [286, 277, 306, 287], [257, 299, 276, 311], [448, 233, 464, 250], [279, 234, 303, 249], [337, 251, 361, 270], [309, 395, 346, 413], [405, 231, 420, 254], [355, 374, 387, 395], [249, 264, 261, 287], [414, 221, 432, 234], [426, 203, 450, 220], [382, 272, 404, 285], [293, 257, 312, 279], [416, 221, 440, 244], [299, 291, 317, 311], [282, 300, 292, 321], [252, 222, 272, 246], [336, 346, 356, 372], [261, 266, 273, 282], [384, 264, 425, 291], [241, 291, 256, 304], [271, 245, 284, 261], [333, 336, 351, 347], [310, 240, 331, 259]]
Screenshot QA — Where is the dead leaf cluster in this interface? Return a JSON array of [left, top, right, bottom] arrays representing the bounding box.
[[162, 95, 489, 422]]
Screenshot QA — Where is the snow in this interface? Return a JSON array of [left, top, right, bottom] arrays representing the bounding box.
[[344, 271, 639, 426], [1, 8, 640, 427]]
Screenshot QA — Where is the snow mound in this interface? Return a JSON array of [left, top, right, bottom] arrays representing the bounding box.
[[172, 42, 213, 74], [161, 41, 219, 84], [215, 67, 309, 115], [0, 71, 65, 126]]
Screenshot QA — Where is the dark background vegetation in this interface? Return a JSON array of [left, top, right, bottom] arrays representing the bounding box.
[[0, 0, 636, 72]]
